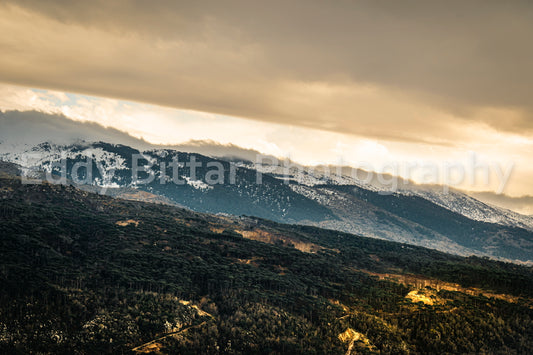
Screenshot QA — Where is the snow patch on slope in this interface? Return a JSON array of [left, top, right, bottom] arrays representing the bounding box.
[[247, 162, 381, 191], [398, 187, 533, 231], [184, 176, 213, 191], [0, 141, 127, 187]]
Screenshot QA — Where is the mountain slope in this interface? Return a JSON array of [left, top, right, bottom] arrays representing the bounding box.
[[247, 161, 533, 231], [1, 142, 532, 262]]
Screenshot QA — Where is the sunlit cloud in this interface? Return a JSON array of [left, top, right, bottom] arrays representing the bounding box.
[[1, 83, 532, 197], [1, 1, 532, 144]]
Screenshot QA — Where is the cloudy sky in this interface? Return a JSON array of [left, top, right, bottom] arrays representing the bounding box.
[[0, 1, 532, 197]]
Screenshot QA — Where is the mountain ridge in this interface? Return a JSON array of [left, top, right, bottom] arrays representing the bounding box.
[[1, 141, 532, 263]]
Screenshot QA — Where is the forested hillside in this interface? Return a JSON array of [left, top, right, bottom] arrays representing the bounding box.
[[1, 175, 533, 354]]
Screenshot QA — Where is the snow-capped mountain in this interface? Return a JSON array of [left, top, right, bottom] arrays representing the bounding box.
[[246, 159, 533, 231], [1, 140, 532, 263], [398, 186, 533, 231]]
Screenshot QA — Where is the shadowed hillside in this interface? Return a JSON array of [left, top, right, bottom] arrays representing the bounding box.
[[1, 172, 533, 353]]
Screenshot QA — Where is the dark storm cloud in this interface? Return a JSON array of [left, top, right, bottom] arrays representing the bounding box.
[[0, 110, 277, 162], [0, 110, 151, 147], [1, 0, 532, 137]]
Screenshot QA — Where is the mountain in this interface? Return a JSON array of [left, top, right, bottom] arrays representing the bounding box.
[[254, 162, 533, 231], [1, 141, 532, 263], [1, 169, 533, 353]]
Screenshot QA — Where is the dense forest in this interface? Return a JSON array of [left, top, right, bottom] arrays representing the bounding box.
[[1, 175, 533, 354]]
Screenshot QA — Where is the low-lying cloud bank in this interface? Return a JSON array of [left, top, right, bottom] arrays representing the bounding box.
[[0, 110, 273, 161]]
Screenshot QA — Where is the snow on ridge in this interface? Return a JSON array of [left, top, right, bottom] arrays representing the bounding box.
[[147, 149, 170, 158], [0, 141, 128, 187], [270, 158, 533, 230], [247, 162, 382, 191]]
